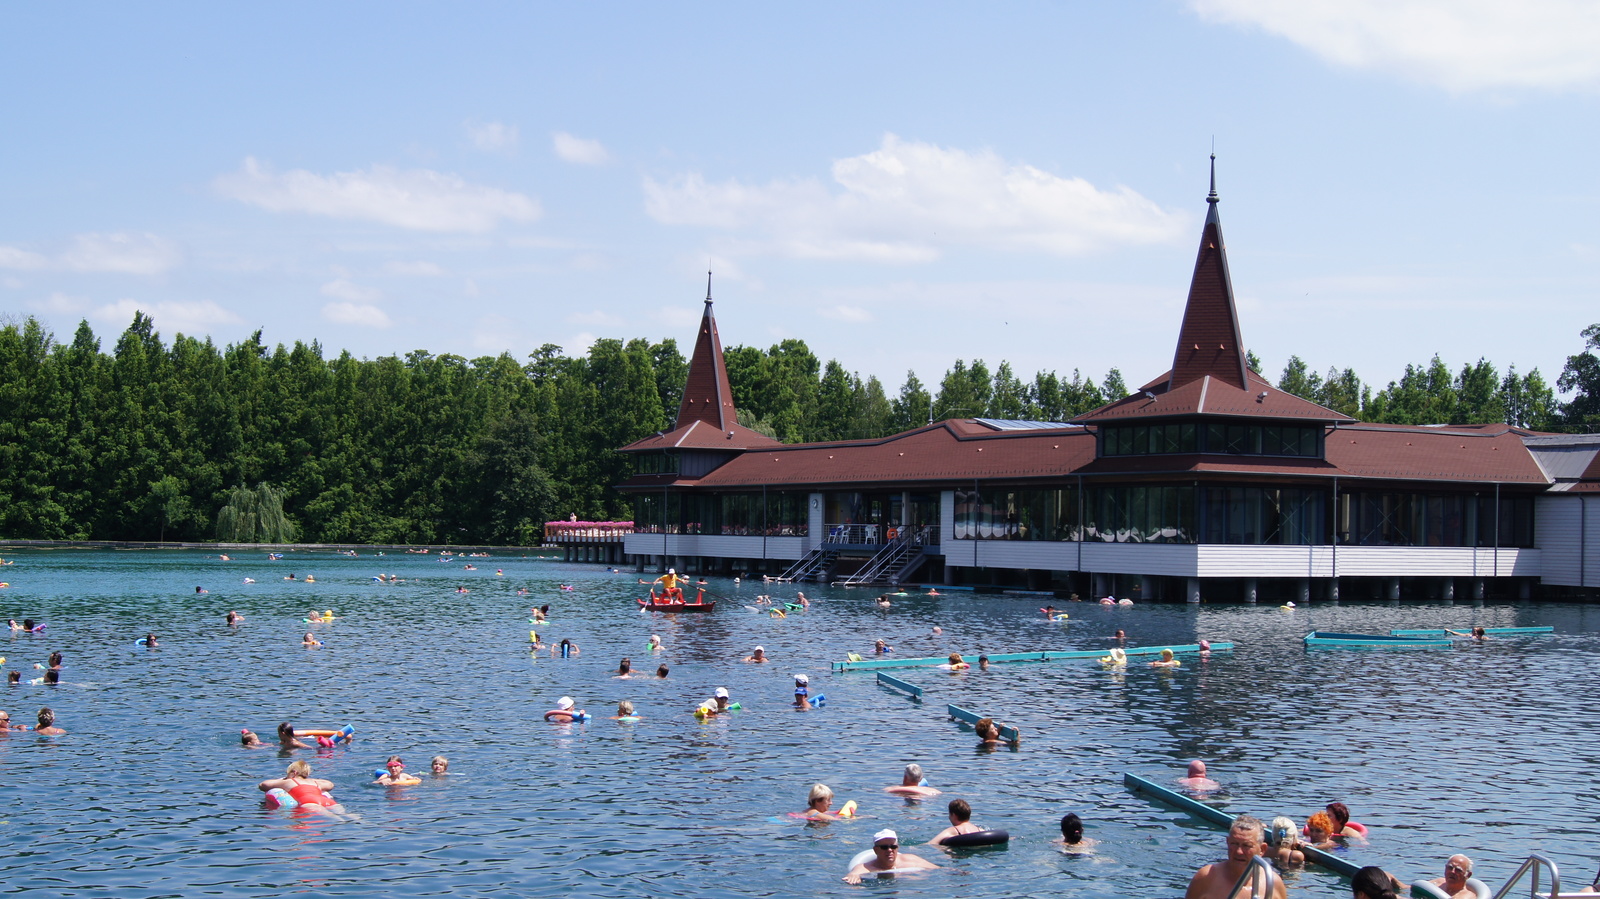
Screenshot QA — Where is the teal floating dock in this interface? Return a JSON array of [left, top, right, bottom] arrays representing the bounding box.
[[947, 704, 1019, 742], [1390, 626, 1553, 637], [876, 672, 923, 699], [1123, 773, 1361, 878], [1304, 631, 1451, 648], [831, 642, 1232, 672]]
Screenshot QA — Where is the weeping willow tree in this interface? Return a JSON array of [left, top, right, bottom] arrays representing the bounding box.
[[215, 483, 298, 544]]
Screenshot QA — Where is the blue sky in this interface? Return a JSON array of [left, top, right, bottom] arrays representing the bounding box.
[[3, 2, 1598, 400]]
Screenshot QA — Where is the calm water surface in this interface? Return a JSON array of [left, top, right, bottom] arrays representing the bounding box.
[[2, 548, 1598, 898]]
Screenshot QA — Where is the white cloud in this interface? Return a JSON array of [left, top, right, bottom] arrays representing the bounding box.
[[35, 291, 86, 314], [553, 132, 612, 166], [214, 157, 541, 232], [1192, 0, 1600, 92], [655, 305, 702, 329], [320, 278, 381, 302], [322, 302, 393, 328], [92, 299, 241, 335], [567, 309, 625, 327], [466, 120, 520, 153], [644, 134, 1186, 262], [385, 260, 446, 277], [0, 232, 181, 275], [820, 304, 874, 323]]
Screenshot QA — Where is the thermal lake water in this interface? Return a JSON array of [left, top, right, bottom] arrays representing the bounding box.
[[2, 548, 1598, 898]]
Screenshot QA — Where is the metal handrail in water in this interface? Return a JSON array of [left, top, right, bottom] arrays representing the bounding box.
[[1226, 856, 1278, 899], [1490, 854, 1560, 899]]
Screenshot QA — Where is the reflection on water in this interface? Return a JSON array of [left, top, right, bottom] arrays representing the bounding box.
[[1, 548, 1597, 898]]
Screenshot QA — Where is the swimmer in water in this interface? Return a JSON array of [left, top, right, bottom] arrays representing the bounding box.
[[647, 634, 663, 652], [140, 633, 158, 648], [48, 651, 63, 670], [1058, 812, 1098, 850], [7, 672, 19, 686], [615, 658, 633, 678], [430, 756, 449, 775], [552, 638, 579, 657], [240, 729, 267, 747], [612, 700, 639, 720], [974, 718, 1019, 749], [656, 664, 669, 678], [1113, 629, 1127, 642], [884, 763, 940, 799], [1178, 760, 1220, 792], [226, 611, 243, 626], [793, 674, 812, 710], [928, 798, 985, 846], [35, 707, 66, 735], [543, 696, 584, 722], [942, 653, 969, 671], [978, 655, 990, 671], [744, 645, 769, 663], [1150, 648, 1181, 668], [876, 594, 892, 608], [799, 783, 850, 822], [1185, 815, 1286, 899], [843, 829, 939, 883], [278, 722, 310, 750], [42, 669, 59, 685], [195, 586, 208, 594], [874, 639, 891, 654], [258, 760, 343, 812], [302, 632, 322, 647], [375, 756, 421, 786]]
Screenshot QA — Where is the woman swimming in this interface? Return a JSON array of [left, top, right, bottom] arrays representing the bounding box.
[[375, 756, 421, 786], [259, 760, 343, 810]]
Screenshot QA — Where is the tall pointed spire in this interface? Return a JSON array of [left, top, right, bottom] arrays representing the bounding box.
[[675, 273, 738, 431], [1169, 154, 1249, 391]]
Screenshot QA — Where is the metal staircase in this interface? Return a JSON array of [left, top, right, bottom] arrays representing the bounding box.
[[774, 546, 840, 583], [833, 539, 926, 587]]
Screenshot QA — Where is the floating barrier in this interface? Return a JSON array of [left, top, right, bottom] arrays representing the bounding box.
[[831, 642, 1230, 672], [947, 704, 1019, 742], [876, 672, 923, 699], [1123, 772, 1360, 878], [1304, 631, 1451, 648], [1390, 626, 1553, 637]]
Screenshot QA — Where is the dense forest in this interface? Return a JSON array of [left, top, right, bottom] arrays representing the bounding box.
[[1, 313, 1597, 544]]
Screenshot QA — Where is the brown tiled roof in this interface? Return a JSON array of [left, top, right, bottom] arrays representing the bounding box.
[[1074, 369, 1352, 424], [657, 419, 1550, 490], [617, 419, 781, 453], [675, 294, 738, 432]]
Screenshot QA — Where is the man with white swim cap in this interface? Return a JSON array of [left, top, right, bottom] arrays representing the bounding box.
[[843, 829, 939, 883], [744, 645, 768, 663], [1185, 815, 1284, 899], [793, 673, 811, 710], [1430, 855, 1476, 899]]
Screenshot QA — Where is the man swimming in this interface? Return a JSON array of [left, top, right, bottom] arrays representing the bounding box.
[[884, 763, 940, 799], [1430, 855, 1477, 899], [928, 798, 985, 845], [843, 829, 939, 884], [1185, 815, 1285, 899], [1178, 759, 1220, 791]]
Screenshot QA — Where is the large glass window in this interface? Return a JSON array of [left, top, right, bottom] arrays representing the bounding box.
[[1199, 487, 1325, 545], [1102, 422, 1320, 458], [1084, 485, 1196, 543], [953, 487, 1080, 541], [633, 453, 679, 475], [1335, 492, 1533, 547]]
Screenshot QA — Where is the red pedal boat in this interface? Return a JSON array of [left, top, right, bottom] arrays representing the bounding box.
[[637, 591, 715, 612]]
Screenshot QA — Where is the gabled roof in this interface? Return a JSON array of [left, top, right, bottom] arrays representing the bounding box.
[[617, 419, 780, 453], [1075, 158, 1350, 426], [676, 277, 738, 432], [618, 276, 780, 454], [1075, 369, 1353, 424]]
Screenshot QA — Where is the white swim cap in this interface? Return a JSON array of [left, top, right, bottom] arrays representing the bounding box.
[[754, 645, 765, 652], [874, 829, 898, 844], [714, 687, 729, 698], [555, 696, 574, 710], [793, 673, 808, 684]]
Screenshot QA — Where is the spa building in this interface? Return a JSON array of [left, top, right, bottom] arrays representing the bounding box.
[[615, 167, 1600, 602]]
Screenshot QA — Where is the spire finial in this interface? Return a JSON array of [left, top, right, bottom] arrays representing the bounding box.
[[705, 267, 713, 306], [1207, 153, 1218, 205]]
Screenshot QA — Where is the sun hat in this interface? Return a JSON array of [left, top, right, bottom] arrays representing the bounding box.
[[714, 687, 729, 698], [793, 673, 808, 684], [555, 696, 574, 710], [874, 829, 898, 844]]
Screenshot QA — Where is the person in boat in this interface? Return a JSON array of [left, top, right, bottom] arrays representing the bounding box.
[[843, 829, 939, 884], [928, 798, 985, 846], [884, 763, 940, 799], [651, 568, 685, 603], [1430, 855, 1477, 899], [375, 755, 421, 785], [1178, 759, 1220, 791], [1058, 812, 1097, 849], [259, 760, 342, 810], [1185, 815, 1286, 899], [615, 658, 633, 678], [1266, 816, 1304, 867], [744, 645, 769, 663], [278, 721, 311, 750], [1352, 866, 1404, 899]]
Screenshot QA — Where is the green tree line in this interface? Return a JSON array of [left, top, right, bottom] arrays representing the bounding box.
[[1, 313, 1596, 543]]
